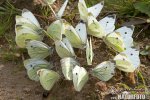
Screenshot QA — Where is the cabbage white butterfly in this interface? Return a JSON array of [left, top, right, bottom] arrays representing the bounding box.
[[87, 14, 105, 38], [47, 19, 65, 41], [38, 69, 60, 91], [99, 14, 116, 35], [60, 57, 80, 80], [86, 37, 94, 65], [23, 58, 52, 81], [75, 21, 87, 48], [78, 0, 104, 22], [22, 9, 41, 27], [104, 31, 125, 52], [104, 25, 135, 52], [64, 22, 85, 49], [91, 61, 115, 81], [15, 25, 43, 48], [115, 25, 135, 48], [73, 65, 89, 91], [114, 48, 140, 72], [55, 37, 76, 58], [26, 40, 53, 59]]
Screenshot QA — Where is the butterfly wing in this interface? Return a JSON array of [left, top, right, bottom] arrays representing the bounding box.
[[123, 48, 140, 69], [86, 37, 94, 65], [55, 40, 75, 58], [78, 0, 88, 22], [104, 32, 125, 52], [115, 26, 135, 48], [99, 14, 116, 35], [62, 38, 76, 56], [64, 23, 83, 48], [73, 65, 89, 91], [75, 22, 87, 46], [23, 59, 51, 81], [26, 40, 53, 59], [87, 14, 105, 38], [57, 0, 69, 18], [38, 69, 60, 91], [114, 53, 136, 72], [61, 57, 80, 80], [92, 61, 115, 81], [15, 26, 42, 48], [22, 9, 40, 27], [47, 20, 64, 41], [88, 1, 104, 18]]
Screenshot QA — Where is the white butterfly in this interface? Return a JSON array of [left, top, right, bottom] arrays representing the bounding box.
[[73, 65, 89, 91], [47, 19, 65, 41], [104, 25, 135, 52], [87, 14, 116, 38], [55, 37, 76, 58], [64, 22, 86, 49], [114, 48, 140, 72], [115, 25, 135, 48], [86, 37, 94, 65], [60, 57, 80, 80], [15, 9, 44, 48], [22, 9, 41, 27], [37, 69, 60, 91], [26, 40, 53, 59], [78, 0, 104, 22], [91, 61, 115, 81], [23, 58, 52, 81], [75, 21, 87, 47], [99, 14, 116, 35], [15, 25, 43, 48]]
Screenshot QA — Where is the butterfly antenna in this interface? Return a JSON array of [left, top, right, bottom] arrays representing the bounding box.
[[48, 4, 57, 19]]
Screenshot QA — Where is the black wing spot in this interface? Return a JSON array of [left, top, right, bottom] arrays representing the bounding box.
[[79, 29, 81, 31], [131, 53, 133, 56], [30, 65, 33, 67], [125, 32, 127, 34], [31, 45, 33, 48], [95, 7, 97, 10], [106, 21, 109, 23], [116, 37, 118, 40], [76, 73, 78, 75], [123, 58, 125, 61]]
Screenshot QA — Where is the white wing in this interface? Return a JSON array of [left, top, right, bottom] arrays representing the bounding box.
[[88, 1, 104, 18], [22, 9, 40, 27], [62, 37, 75, 56], [75, 22, 87, 44], [115, 25, 135, 48], [86, 37, 94, 65], [99, 14, 116, 35], [79, 0, 87, 8], [57, 0, 69, 18], [73, 65, 88, 91], [123, 48, 140, 69]]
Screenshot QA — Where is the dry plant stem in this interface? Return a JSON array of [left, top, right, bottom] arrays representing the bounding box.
[[43, 30, 53, 39], [48, 4, 57, 19]]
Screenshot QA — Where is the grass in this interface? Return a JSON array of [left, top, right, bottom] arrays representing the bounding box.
[[0, 0, 21, 62]]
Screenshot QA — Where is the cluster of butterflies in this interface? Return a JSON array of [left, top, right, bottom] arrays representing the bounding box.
[[15, 0, 140, 92]]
